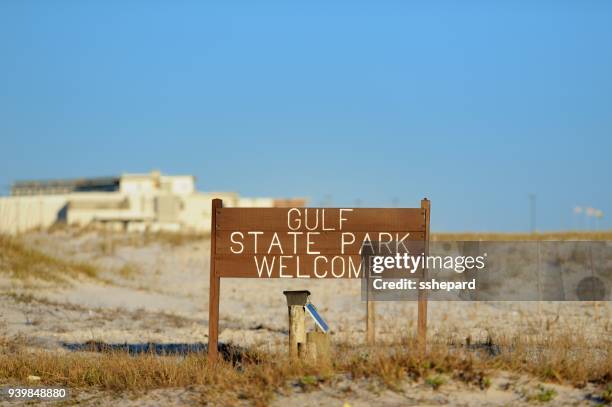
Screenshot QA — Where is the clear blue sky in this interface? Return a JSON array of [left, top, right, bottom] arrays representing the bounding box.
[[1, 1, 610, 232]]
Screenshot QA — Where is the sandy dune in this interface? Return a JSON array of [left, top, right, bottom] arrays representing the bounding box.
[[1, 230, 610, 405]]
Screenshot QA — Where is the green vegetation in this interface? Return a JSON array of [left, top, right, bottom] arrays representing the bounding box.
[[601, 384, 612, 403], [425, 374, 446, 390], [530, 385, 557, 402]]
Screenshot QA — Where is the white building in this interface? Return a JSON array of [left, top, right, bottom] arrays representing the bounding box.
[[0, 171, 306, 234]]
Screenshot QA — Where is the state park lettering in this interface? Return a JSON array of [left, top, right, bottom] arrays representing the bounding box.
[[222, 208, 419, 278]]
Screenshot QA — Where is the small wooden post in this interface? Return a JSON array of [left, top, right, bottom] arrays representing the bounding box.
[[289, 305, 306, 358], [208, 199, 222, 363], [364, 243, 376, 345], [536, 241, 542, 318], [306, 331, 331, 365], [366, 300, 375, 345], [283, 290, 310, 359], [301, 340, 317, 363], [418, 198, 430, 351]]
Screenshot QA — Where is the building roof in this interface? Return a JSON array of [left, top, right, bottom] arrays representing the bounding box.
[[12, 176, 120, 195]]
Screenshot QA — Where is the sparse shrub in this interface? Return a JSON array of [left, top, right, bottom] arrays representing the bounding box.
[[601, 384, 612, 403], [425, 375, 446, 390], [298, 374, 319, 391], [529, 385, 557, 402], [118, 263, 140, 279]]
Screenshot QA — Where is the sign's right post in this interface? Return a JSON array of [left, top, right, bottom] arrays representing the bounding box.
[[418, 198, 430, 351]]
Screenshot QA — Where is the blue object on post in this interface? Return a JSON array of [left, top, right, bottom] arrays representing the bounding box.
[[305, 302, 329, 333]]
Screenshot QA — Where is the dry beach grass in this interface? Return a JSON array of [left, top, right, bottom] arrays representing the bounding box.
[[1, 331, 610, 405], [0, 234, 98, 283]]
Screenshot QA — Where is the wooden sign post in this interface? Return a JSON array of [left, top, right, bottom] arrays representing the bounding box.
[[207, 199, 431, 362], [418, 198, 430, 352]]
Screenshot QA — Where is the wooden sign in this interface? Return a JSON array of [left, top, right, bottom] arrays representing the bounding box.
[[208, 199, 431, 361]]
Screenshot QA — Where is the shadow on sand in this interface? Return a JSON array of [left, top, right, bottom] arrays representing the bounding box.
[[61, 341, 250, 363]]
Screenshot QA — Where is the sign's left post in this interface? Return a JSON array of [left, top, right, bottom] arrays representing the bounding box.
[[208, 198, 222, 363]]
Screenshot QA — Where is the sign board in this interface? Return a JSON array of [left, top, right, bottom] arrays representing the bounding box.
[[208, 199, 431, 361]]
